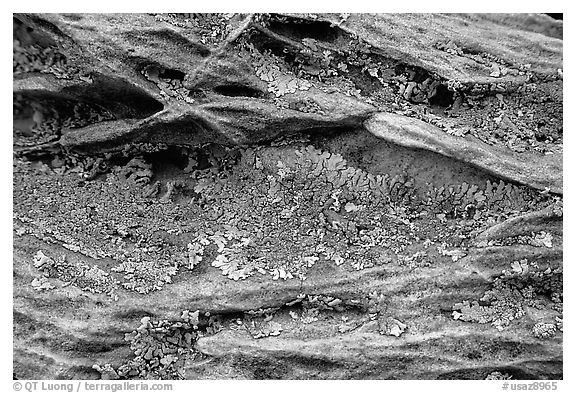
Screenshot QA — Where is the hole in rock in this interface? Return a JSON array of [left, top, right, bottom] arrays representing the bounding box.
[[394, 63, 437, 84], [249, 32, 299, 64], [213, 84, 265, 98], [429, 84, 455, 108], [61, 74, 165, 119], [159, 68, 186, 81], [267, 15, 340, 43], [143, 147, 190, 174]]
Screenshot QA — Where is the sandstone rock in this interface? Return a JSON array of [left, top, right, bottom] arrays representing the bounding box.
[[308, 13, 562, 83], [364, 112, 562, 194], [13, 13, 562, 381]]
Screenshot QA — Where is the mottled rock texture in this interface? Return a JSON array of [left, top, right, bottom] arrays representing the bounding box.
[[13, 13, 562, 380]]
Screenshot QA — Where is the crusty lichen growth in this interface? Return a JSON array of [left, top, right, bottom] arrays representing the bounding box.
[[238, 14, 562, 153], [485, 371, 513, 380], [14, 135, 557, 295], [12, 13, 563, 380], [141, 65, 194, 104], [98, 311, 201, 379], [476, 231, 554, 248], [13, 94, 114, 149], [453, 260, 562, 331], [15, 154, 191, 294], [13, 35, 74, 78], [238, 293, 379, 338], [32, 250, 119, 299], [239, 41, 312, 98], [532, 322, 557, 339], [153, 13, 235, 46]]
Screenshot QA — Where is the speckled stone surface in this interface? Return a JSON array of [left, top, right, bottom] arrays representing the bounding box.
[[13, 13, 562, 380]]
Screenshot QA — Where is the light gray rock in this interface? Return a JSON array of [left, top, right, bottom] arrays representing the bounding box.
[[364, 112, 562, 193]]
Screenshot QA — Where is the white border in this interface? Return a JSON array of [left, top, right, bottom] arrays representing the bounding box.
[[2, 3, 572, 391]]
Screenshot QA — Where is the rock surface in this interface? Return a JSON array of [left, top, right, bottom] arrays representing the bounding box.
[[364, 112, 562, 193], [13, 13, 562, 380]]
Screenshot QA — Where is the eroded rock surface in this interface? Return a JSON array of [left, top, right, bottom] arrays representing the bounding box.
[[13, 13, 562, 380], [364, 113, 562, 193]]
